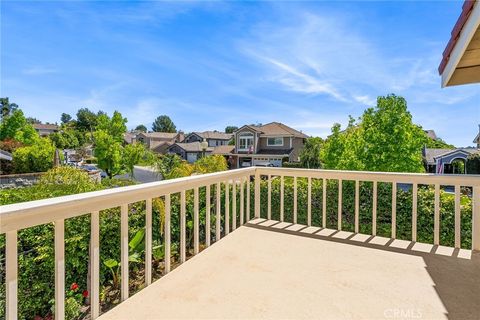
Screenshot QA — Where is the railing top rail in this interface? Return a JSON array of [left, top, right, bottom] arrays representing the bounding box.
[[255, 167, 480, 186], [0, 167, 255, 233]]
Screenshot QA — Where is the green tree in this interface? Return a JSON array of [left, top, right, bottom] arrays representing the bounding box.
[[155, 154, 184, 179], [76, 108, 99, 132], [12, 138, 57, 173], [466, 153, 480, 174], [93, 111, 128, 178], [123, 143, 148, 178], [0, 97, 18, 119], [135, 124, 147, 132], [61, 113, 72, 124], [26, 117, 41, 124], [0, 109, 39, 145], [225, 126, 238, 134], [152, 115, 176, 133], [299, 137, 323, 169], [49, 130, 80, 149], [320, 94, 426, 173], [194, 155, 228, 173]]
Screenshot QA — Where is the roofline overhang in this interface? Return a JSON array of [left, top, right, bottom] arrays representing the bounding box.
[[440, 1, 480, 87]]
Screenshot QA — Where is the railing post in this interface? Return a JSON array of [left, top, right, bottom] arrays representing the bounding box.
[[293, 176, 297, 224], [268, 175, 272, 221], [434, 184, 440, 245], [120, 204, 129, 301], [90, 211, 100, 319], [6, 230, 18, 320], [54, 219, 65, 320], [180, 190, 186, 263], [454, 185, 460, 248], [412, 183, 418, 242], [194, 187, 200, 254], [225, 181, 230, 235], [307, 177, 312, 226], [232, 181, 237, 231], [145, 200, 152, 286], [392, 182, 397, 239], [254, 168, 260, 219], [216, 182, 221, 240], [338, 179, 342, 231], [355, 180, 359, 233], [322, 179, 327, 228], [280, 175, 284, 222], [164, 194, 171, 273], [373, 181, 377, 236], [206, 185, 211, 247], [473, 186, 480, 251]]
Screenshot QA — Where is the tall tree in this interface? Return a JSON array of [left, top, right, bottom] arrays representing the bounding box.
[[299, 137, 323, 169], [0, 97, 18, 119], [152, 115, 176, 133], [135, 124, 147, 132], [76, 108, 99, 132], [61, 113, 72, 124], [0, 109, 39, 145], [225, 126, 238, 134]]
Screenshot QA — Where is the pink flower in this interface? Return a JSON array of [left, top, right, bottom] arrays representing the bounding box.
[[82, 290, 89, 298]]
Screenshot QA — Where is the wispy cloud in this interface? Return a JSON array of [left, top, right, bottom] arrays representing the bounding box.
[[22, 66, 58, 75]]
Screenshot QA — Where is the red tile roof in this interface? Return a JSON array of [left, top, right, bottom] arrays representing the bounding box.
[[438, 0, 477, 74]]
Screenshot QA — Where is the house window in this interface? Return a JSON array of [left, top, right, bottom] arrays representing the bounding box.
[[267, 137, 283, 146], [238, 133, 254, 151]]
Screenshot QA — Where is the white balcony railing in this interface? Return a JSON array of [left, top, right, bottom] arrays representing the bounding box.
[[1, 167, 479, 319]]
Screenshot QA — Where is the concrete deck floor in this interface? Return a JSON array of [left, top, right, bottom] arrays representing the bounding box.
[[99, 219, 480, 320]]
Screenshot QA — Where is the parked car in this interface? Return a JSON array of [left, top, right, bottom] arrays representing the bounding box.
[[255, 161, 275, 167]]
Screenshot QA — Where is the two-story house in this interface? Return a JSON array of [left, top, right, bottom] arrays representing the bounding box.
[[232, 122, 308, 167], [33, 123, 59, 137], [183, 131, 233, 146], [135, 131, 185, 154]]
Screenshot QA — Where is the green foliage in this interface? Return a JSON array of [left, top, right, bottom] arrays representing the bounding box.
[[152, 115, 176, 133], [466, 153, 480, 174], [49, 130, 80, 149], [134, 124, 147, 132], [123, 143, 150, 178], [299, 137, 323, 168], [155, 154, 184, 179], [424, 136, 454, 149], [225, 126, 238, 134], [61, 113, 72, 124], [12, 138, 57, 173], [0, 109, 39, 145], [0, 97, 18, 119], [194, 155, 228, 174], [321, 95, 425, 173], [282, 162, 304, 168], [75, 108, 104, 132]]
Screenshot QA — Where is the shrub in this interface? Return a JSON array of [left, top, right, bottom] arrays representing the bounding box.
[[466, 153, 480, 174], [194, 155, 228, 173], [12, 138, 58, 173]]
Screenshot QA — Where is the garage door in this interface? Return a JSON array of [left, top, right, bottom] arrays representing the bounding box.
[[186, 153, 198, 163]]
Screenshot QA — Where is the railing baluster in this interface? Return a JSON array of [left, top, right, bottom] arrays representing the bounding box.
[[392, 182, 397, 239], [373, 181, 377, 236], [216, 182, 221, 240], [145, 200, 152, 286], [120, 204, 129, 301], [90, 211, 100, 319], [54, 219, 65, 320], [280, 175, 284, 222], [240, 178, 245, 226], [6, 230, 18, 320], [322, 179, 327, 228], [268, 175, 272, 220], [355, 180, 360, 234], [180, 190, 186, 263], [293, 176, 298, 224], [434, 184, 440, 245], [454, 185, 461, 248], [254, 170, 260, 219], [206, 185, 211, 247], [232, 181, 237, 231], [308, 177, 312, 226], [473, 186, 480, 251], [338, 179, 342, 231], [225, 181, 230, 235], [412, 183, 418, 242], [194, 187, 199, 254], [165, 194, 171, 273], [246, 177, 251, 221]]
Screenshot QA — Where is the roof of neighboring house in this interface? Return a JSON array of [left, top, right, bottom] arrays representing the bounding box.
[[169, 142, 214, 153], [152, 141, 173, 153], [211, 145, 235, 155], [474, 125, 480, 143], [124, 132, 136, 144], [438, 0, 480, 86], [256, 148, 294, 155], [424, 148, 478, 164], [189, 131, 233, 140], [424, 130, 438, 140], [235, 122, 309, 138], [138, 132, 180, 139], [33, 123, 59, 130], [0, 150, 13, 161]]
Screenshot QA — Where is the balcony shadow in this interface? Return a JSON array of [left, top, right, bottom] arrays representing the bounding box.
[[246, 219, 480, 320]]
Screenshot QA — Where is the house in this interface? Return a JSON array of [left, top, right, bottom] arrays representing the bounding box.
[[439, 0, 480, 86], [423, 147, 479, 173], [183, 131, 233, 147], [473, 125, 480, 148], [168, 141, 213, 163], [33, 123, 59, 136], [136, 131, 185, 154], [424, 129, 438, 140], [231, 122, 309, 168]]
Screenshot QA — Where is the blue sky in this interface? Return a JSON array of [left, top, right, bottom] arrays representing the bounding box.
[[1, 1, 479, 146]]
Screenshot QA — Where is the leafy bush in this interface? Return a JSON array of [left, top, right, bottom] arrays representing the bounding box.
[[12, 138, 58, 173], [194, 155, 228, 173], [466, 153, 480, 174], [282, 162, 303, 168]]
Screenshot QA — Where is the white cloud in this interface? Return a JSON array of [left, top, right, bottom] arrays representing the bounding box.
[[22, 66, 58, 75]]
